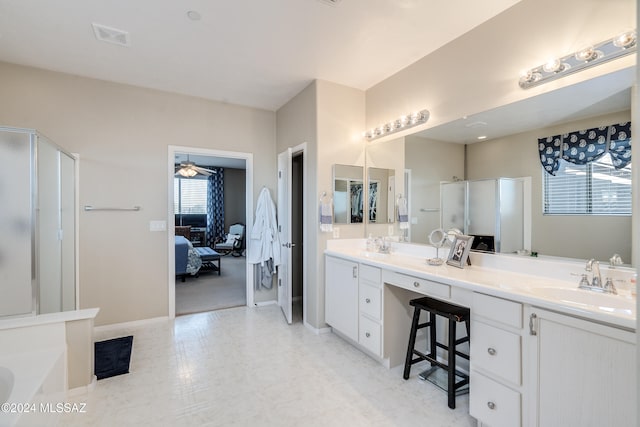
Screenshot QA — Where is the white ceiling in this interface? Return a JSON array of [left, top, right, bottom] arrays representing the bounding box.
[[0, 0, 520, 111], [416, 67, 634, 144]]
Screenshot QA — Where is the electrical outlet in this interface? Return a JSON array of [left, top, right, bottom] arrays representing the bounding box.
[[333, 227, 340, 238], [388, 225, 394, 236]]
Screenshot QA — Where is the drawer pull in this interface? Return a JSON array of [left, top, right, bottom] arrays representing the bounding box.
[[365, 298, 371, 303], [487, 401, 496, 410], [487, 347, 496, 356], [365, 332, 371, 338], [413, 281, 420, 288], [529, 313, 538, 336]]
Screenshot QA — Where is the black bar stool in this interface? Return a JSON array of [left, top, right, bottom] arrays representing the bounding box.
[[402, 296, 470, 409]]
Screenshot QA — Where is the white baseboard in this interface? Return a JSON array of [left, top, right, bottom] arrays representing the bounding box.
[[304, 321, 332, 335], [253, 300, 277, 307], [93, 316, 169, 334], [67, 375, 97, 397]]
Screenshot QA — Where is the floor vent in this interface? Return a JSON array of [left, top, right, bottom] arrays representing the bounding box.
[[92, 23, 130, 47]]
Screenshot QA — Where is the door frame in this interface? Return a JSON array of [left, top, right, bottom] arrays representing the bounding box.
[[277, 142, 307, 325], [167, 145, 254, 319]]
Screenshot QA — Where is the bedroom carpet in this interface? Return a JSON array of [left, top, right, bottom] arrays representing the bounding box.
[[176, 255, 246, 315]]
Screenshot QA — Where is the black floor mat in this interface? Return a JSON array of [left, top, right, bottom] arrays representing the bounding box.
[[94, 336, 133, 380]]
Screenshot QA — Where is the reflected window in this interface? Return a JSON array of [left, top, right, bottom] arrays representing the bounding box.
[[543, 156, 631, 215]]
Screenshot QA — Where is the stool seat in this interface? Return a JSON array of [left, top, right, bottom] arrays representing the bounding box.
[[403, 296, 470, 409], [410, 296, 470, 320]]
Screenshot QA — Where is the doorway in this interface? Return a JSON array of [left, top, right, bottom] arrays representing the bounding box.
[[291, 152, 304, 321], [168, 146, 254, 319], [277, 144, 307, 325]]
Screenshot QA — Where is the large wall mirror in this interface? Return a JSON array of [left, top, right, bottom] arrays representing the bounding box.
[[365, 66, 634, 265], [333, 164, 364, 224], [367, 167, 395, 224]]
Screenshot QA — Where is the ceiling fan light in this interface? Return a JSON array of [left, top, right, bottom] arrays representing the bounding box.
[[178, 167, 197, 177]]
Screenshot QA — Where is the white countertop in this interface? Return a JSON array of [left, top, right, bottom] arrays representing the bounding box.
[[325, 240, 636, 331]]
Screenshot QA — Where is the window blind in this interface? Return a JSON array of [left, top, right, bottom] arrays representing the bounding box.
[[174, 178, 208, 214], [543, 155, 632, 215]]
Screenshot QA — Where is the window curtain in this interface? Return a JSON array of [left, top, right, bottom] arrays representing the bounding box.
[[206, 168, 225, 247], [539, 122, 632, 175], [608, 122, 632, 169]]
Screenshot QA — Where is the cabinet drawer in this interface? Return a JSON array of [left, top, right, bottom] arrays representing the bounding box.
[[359, 315, 381, 356], [471, 321, 521, 385], [382, 271, 450, 299], [359, 283, 382, 320], [473, 293, 522, 329], [359, 264, 381, 287], [470, 372, 521, 427]]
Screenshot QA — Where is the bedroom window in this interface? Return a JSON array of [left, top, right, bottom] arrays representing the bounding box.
[[542, 156, 632, 215], [174, 177, 208, 214]]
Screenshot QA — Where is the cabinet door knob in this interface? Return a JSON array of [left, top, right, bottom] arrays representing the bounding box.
[[487, 347, 496, 356], [365, 298, 371, 303], [365, 332, 371, 338], [413, 281, 420, 288], [487, 401, 496, 410]]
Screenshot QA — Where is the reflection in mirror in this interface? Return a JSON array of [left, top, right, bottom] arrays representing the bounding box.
[[366, 68, 634, 265], [367, 167, 395, 224], [333, 164, 364, 224]]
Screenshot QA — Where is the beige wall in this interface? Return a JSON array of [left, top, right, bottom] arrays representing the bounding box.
[[0, 61, 276, 325], [365, 137, 405, 237], [366, 0, 635, 133], [276, 81, 319, 323], [276, 79, 365, 329], [405, 135, 465, 244], [466, 110, 632, 262]]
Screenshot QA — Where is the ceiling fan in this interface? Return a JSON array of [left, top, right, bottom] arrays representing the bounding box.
[[175, 156, 217, 177]]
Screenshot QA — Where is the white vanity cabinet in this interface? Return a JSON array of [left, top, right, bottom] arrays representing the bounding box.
[[524, 307, 637, 427], [325, 256, 359, 342], [358, 264, 383, 356], [469, 292, 524, 427]]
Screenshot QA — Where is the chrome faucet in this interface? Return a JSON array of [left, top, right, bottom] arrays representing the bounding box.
[[376, 236, 391, 254], [579, 259, 617, 294], [585, 258, 602, 288]]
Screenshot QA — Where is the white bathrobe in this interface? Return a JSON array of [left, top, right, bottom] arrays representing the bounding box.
[[247, 187, 281, 268]]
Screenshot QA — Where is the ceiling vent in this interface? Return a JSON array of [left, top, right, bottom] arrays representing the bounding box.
[[317, 0, 342, 6], [92, 23, 130, 47]]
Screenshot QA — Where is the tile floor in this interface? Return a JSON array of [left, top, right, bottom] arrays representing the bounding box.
[[62, 305, 476, 426]]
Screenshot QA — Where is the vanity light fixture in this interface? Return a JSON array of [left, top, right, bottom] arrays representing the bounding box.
[[519, 30, 636, 89], [363, 109, 430, 141]]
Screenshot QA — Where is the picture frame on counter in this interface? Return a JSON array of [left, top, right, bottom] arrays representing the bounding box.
[[447, 234, 474, 268]]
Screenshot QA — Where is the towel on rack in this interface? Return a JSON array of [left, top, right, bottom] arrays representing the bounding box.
[[319, 198, 333, 232], [397, 196, 409, 230]]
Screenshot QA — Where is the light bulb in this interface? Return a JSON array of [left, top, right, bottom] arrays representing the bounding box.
[[542, 58, 565, 73], [574, 46, 600, 62], [613, 30, 636, 49]]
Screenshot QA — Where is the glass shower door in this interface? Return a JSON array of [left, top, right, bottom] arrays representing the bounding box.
[[0, 129, 35, 317]]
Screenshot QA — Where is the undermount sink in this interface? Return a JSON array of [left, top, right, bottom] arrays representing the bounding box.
[[530, 287, 635, 315]]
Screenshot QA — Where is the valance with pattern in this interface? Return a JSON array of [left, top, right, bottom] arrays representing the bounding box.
[[538, 122, 631, 175]]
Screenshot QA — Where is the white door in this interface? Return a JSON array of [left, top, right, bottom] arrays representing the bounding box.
[[277, 148, 293, 324]]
